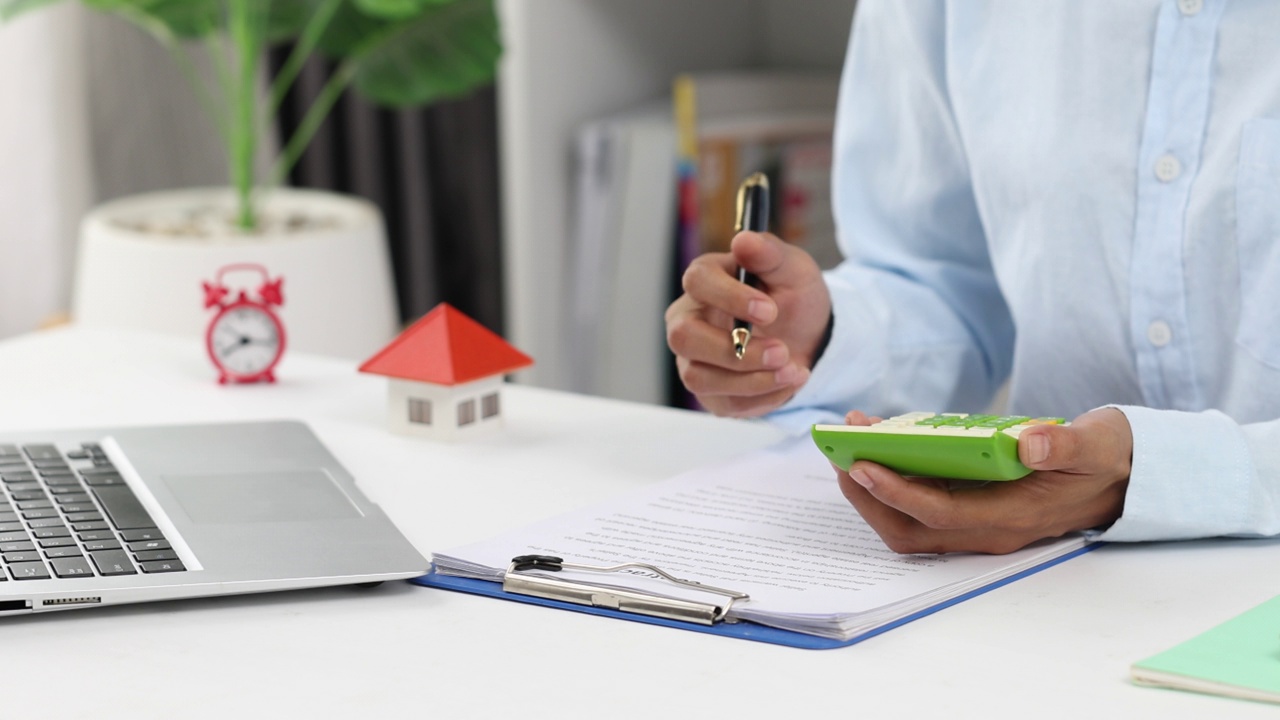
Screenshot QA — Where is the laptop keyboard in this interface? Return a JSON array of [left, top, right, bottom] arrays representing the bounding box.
[[0, 442, 186, 581]]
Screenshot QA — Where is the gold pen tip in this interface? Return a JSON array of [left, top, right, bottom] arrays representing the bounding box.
[[731, 328, 751, 360]]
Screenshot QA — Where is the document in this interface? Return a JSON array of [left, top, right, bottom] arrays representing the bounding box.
[[433, 441, 1092, 642]]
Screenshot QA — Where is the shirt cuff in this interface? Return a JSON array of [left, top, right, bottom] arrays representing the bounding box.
[[1097, 405, 1255, 542]]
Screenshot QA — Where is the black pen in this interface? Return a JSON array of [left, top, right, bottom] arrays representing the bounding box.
[[731, 172, 770, 360]]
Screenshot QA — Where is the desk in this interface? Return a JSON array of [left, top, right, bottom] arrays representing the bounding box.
[[1, 326, 1276, 719]]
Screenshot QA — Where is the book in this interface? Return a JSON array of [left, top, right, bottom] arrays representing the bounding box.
[[1131, 594, 1280, 705], [423, 440, 1095, 646], [565, 103, 678, 405], [673, 72, 843, 272]]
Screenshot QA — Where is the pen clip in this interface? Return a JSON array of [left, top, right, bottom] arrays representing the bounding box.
[[503, 555, 750, 626], [734, 172, 770, 234]]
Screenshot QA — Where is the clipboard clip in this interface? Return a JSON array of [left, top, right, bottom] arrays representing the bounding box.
[[503, 555, 750, 626]]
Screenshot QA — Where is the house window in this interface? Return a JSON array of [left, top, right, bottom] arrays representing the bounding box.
[[457, 398, 476, 426], [408, 398, 432, 425], [481, 392, 500, 419]]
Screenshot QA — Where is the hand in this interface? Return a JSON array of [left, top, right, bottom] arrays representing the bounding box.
[[835, 409, 1132, 554], [665, 231, 832, 417]]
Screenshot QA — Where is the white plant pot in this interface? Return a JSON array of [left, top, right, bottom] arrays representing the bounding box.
[[72, 187, 399, 360]]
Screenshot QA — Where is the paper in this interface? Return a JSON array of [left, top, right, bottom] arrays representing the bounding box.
[[435, 441, 1090, 640], [1132, 594, 1280, 705]]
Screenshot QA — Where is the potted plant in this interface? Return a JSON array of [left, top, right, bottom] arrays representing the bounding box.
[[0, 0, 501, 360]]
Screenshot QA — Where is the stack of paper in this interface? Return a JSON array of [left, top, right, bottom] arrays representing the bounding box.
[[432, 441, 1093, 642]]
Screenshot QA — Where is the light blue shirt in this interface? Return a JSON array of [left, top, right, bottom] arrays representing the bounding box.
[[776, 0, 1280, 541]]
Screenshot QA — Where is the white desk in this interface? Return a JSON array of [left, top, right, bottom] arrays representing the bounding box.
[[1, 326, 1275, 719]]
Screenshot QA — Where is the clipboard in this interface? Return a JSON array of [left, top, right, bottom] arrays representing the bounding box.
[[412, 544, 1102, 650]]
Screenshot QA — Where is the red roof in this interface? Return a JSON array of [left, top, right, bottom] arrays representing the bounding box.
[[358, 303, 533, 385]]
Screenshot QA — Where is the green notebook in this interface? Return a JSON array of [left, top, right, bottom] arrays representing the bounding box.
[[1131, 594, 1280, 705]]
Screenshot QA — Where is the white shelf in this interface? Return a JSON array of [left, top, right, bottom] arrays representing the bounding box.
[[497, 0, 856, 395]]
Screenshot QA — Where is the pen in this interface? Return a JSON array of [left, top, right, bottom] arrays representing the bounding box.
[[731, 172, 770, 360]]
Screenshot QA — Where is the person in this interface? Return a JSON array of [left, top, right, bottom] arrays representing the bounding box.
[[665, 0, 1280, 554]]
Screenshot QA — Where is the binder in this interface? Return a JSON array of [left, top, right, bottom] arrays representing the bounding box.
[[413, 544, 1101, 650]]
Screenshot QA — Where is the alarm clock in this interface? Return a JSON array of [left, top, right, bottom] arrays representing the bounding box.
[[202, 263, 287, 384]]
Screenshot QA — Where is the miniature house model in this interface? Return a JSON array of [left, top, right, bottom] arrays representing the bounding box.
[[359, 303, 533, 441]]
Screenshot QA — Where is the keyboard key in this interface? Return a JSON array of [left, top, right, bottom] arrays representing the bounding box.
[[29, 518, 66, 529], [121, 529, 164, 542], [0, 512, 17, 524], [0, 523, 24, 533], [140, 559, 185, 574], [90, 550, 135, 576], [10, 491, 47, 501], [32, 459, 68, 469], [22, 445, 59, 461], [65, 450, 89, 460], [0, 532, 31, 543], [127, 539, 171, 553], [38, 538, 77, 549], [65, 512, 103, 524], [0, 473, 35, 482], [45, 478, 83, 488], [9, 561, 50, 580], [72, 522, 108, 532], [134, 549, 178, 562], [50, 557, 93, 578], [44, 547, 84, 559], [82, 539, 122, 552], [33, 527, 70, 539], [82, 476, 123, 487], [17, 500, 53, 510], [0, 541, 34, 553], [79, 467, 119, 476], [58, 503, 96, 514], [0, 444, 18, 456], [76, 530, 115, 542], [37, 468, 74, 478], [90, 486, 155, 530], [3, 551, 41, 563], [22, 509, 59, 520]]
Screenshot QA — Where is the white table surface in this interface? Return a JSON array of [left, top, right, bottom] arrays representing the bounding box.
[[1, 326, 1276, 719]]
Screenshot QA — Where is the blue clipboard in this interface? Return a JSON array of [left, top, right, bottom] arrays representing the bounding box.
[[411, 543, 1101, 650]]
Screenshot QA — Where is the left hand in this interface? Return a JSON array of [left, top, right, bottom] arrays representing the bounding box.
[[836, 409, 1132, 554]]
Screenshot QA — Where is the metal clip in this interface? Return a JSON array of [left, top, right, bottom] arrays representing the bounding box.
[[502, 555, 749, 626]]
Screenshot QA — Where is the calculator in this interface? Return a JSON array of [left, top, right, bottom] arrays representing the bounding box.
[[810, 412, 1067, 482]]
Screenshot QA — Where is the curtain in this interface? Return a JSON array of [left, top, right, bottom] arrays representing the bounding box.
[[270, 53, 505, 334]]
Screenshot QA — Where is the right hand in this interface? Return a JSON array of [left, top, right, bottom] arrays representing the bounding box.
[[665, 230, 831, 417]]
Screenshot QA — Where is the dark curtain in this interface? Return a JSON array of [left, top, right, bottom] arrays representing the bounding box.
[[268, 52, 504, 334]]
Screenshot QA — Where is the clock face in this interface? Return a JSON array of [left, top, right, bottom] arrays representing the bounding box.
[[207, 303, 284, 380]]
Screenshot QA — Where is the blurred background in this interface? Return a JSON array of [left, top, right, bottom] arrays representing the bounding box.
[[0, 0, 856, 407]]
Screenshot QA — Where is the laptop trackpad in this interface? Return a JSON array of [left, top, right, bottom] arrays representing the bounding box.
[[163, 470, 364, 524]]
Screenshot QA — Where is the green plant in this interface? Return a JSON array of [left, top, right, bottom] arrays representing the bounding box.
[[0, 0, 501, 230]]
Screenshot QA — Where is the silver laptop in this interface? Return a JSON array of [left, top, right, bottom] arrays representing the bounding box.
[[0, 420, 428, 613]]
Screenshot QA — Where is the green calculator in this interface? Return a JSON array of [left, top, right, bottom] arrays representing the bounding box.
[[810, 412, 1067, 482]]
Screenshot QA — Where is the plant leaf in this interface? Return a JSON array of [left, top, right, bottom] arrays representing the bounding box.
[[343, 0, 501, 107], [81, 0, 221, 39], [355, 0, 452, 21]]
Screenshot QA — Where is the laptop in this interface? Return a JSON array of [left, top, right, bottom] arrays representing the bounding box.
[[0, 420, 429, 613]]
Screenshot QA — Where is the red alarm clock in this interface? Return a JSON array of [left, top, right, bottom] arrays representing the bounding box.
[[202, 263, 287, 384]]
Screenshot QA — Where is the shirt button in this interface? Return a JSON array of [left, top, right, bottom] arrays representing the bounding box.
[[1178, 0, 1203, 16], [1154, 154, 1182, 182], [1147, 320, 1173, 347]]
